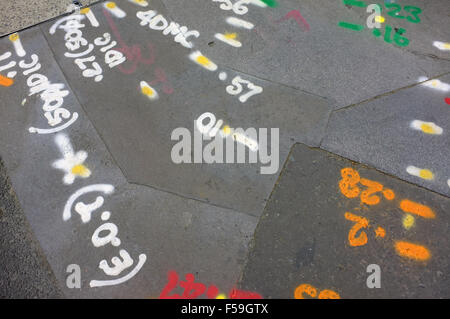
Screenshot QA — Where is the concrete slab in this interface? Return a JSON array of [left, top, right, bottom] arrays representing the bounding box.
[[0, 158, 62, 298], [322, 73, 450, 198], [0, 0, 102, 37], [38, 0, 332, 216], [239, 143, 449, 298], [161, 0, 450, 109], [0, 27, 257, 298]]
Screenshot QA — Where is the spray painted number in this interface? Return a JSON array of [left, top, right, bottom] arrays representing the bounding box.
[[378, 4, 422, 24], [226, 76, 263, 103]]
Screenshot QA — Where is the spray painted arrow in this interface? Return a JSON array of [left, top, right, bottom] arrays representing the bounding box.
[[276, 10, 310, 32]]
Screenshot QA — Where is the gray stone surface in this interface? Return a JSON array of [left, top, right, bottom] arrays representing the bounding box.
[[0, 158, 63, 299], [162, 0, 450, 109], [39, 0, 332, 216], [0, 0, 102, 37], [239, 143, 450, 299], [0, 26, 257, 298], [322, 73, 450, 198], [0, 0, 449, 299]]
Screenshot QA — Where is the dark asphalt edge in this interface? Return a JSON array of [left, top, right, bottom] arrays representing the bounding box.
[[0, 157, 64, 299]]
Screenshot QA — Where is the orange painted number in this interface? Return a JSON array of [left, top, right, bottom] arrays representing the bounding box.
[[360, 178, 384, 205], [345, 212, 369, 247], [295, 284, 340, 299], [339, 168, 360, 198]]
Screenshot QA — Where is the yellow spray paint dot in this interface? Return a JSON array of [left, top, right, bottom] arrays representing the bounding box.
[[420, 123, 436, 134], [71, 164, 91, 177], [142, 86, 154, 97], [9, 33, 19, 42], [224, 33, 237, 40], [196, 55, 211, 66], [419, 169, 434, 180], [106, 2, 117, 9], [374, 16, 385, 23], [403, 214, 415, 230], [444, 43, 450, 49], [80, 8, 91, 14], [216, 294, 227, 299], [222, 125, 231, 136]]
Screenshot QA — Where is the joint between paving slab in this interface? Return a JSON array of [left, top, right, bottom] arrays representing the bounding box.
[[333, 71, 450, 113]]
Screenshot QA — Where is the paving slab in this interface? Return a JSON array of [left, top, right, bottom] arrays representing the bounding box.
[[0, 0, 102, 37], [322, 73, 450, 198], [239, 143, 450, 298], [0, 158, 62, 298], [0, 27, 258, 298], [38, 0, 332, 216], [161, 0, 450, 109]]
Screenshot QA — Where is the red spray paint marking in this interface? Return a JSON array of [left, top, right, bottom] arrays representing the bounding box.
[[276, 10, 310, 32], [229, 288, 263, 299], [0, 74, 14, 87], [103, 9, 174, 94], [445, 97, 450, 105], [159, 270, 262, 299], [103, 9, 155, 74]]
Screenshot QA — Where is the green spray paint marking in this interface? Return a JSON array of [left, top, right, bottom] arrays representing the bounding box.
[[342, 0, 367, 8], [338, 21, 365, 31], [260, 0, 278, 8]]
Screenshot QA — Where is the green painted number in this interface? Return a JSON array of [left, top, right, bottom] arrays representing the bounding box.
[[385, 3, 405, 19], [404, 5, 422, 23]]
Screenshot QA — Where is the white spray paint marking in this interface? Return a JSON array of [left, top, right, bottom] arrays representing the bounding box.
[[9, 33, 26, 57], [232, 132, 259, 151], [448, 179, 450, 189], [226, 76, 263, 103], [63, 184, 115, 221], [140, 80, 159, 100], [250, 0, 268, 8], [418, 77, 450, 92], [128, 0, 149, 7], [99, 249, 134, 276], [92, 222, 121, 247], [104, 2, 127, 19], [433, 41, 450, 51], [406, 166, 434, 180], [80, 7, 99, 27], [136, 10, 200, 49], [215, 33, 242, 47], [28, 113, 78, 134], [189, 51, 218, 71], [0, 60, 16, 72], [101, 211, 111, 221], [52, 134, 91, 185], [219, 72, 228, 81], [74, 196, 105, 223], [89, 254, 147, 287], [410, 120, 443, 135], [0, 51, 12, 61], [226, 16, 254, 29], [7, 71, 17, 78]]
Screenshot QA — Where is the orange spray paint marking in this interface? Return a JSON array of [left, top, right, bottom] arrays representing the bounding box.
[[360, 178, 384, 205], [345, 212, 369, 247], [318, 290, 341, 299], [294, 284, 340, 299], [339, 168, 361, 198], [382, 188, 395, 200], [400, 200, 435, 219], [374, 227, 385, 238], [0, 74, 14, 87], [294, 284, 317, 299], [395, 241, 431, 261]]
